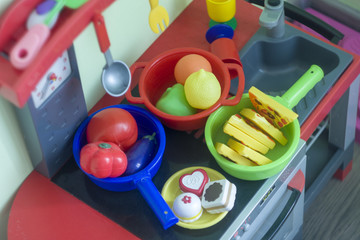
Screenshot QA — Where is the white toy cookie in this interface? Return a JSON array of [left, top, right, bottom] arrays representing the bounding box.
[[201, 179, 236, 214], [173, 192, 203, 223]]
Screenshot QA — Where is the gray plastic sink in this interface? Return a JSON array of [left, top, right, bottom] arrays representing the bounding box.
[[230, 24, 353, 124]]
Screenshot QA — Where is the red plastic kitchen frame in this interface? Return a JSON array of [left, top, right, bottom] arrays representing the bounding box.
[[0, 0, 115, 108]]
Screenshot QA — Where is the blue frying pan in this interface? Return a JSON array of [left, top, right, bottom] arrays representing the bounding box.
[[73, 104, 178, 229]]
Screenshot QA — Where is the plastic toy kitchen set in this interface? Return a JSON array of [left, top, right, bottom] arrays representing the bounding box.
[[2, 0, 360, 239]]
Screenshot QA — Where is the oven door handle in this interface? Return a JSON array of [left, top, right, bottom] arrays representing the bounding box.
[[262, 170, 305, 240]]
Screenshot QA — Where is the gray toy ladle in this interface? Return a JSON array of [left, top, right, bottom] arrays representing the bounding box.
[[93, 13, 131, 97]]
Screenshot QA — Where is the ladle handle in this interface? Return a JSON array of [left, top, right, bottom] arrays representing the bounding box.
[[125, 61, 148, 104], [221, 63, 245, 106], [136, 176, 178, 230], [93, 13, 110, 53]]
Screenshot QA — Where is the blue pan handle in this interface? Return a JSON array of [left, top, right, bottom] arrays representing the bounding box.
[[136, 176, 179, 229]]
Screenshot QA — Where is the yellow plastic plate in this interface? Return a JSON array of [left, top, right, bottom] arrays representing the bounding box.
[[161, 166, 228, 229]]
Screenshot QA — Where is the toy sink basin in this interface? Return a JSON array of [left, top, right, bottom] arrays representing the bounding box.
[[230, 24, 353, 124]]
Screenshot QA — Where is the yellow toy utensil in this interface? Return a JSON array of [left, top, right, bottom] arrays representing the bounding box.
[[148, 0, 169, 34]]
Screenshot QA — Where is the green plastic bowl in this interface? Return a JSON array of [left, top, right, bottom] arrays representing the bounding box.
[[204, 94, 300, 181]]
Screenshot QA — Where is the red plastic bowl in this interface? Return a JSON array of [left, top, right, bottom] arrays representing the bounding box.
[[125, 47, 245, 131]]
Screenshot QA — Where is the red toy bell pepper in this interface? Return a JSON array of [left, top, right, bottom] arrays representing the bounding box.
[[80, 142, 128, 178]]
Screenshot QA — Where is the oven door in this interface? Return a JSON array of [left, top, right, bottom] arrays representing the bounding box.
[[246, 156, 306, 240], [235, 155, 306, 240]]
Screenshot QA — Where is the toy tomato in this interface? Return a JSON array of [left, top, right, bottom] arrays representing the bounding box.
[[80, 142, 128, 178], [86, 108, 138, 151]]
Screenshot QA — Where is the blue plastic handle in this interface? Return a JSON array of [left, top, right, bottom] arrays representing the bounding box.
[[135, 176, 178, 229]]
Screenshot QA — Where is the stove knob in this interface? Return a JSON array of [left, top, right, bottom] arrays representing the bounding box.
[[243, 223, 251, 232], [49, 72, 57, 81]]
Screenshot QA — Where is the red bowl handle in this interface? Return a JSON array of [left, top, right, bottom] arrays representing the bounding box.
[[220, 62, 245, 106], [125, 61, 148, 104]]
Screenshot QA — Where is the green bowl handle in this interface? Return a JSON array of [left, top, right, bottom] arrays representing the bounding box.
[[281, 65, 324, 109]]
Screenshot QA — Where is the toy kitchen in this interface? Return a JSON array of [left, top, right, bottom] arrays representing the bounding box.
[[2, 0, 360, 239]]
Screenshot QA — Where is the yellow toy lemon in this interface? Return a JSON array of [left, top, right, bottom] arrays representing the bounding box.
[[184, 69, 221, 109]]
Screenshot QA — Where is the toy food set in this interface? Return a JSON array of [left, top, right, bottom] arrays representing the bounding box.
[[156, 54, 221, 115], [122, 133, 157, 176], [80, 107, 160, 179], [155, 83, 197, 116], [205, 64, 325, 180], [215, 143, 257, 166], [174, 54, 212, 85], [80, 142, 128, 179], [173, 168, 236, 221], [201, 179, 237, 214], [205, 92, 301, 180], [179, 168, 209, 197], [248, 86, 299, 129], [249, 64, 324, 128], [161, 167, 233, 229], [73, 105, 178, 230], [125, 47, 245, 131], [227, 138, 272, 166], [228, 114, 275, 149], [172, 192, 203, 223], [215, 105, 283, 168], [223, 121, 270, 155], [240, 108, 288, 146], [86, 107, 138, 151], [184, 69, 221, 110]]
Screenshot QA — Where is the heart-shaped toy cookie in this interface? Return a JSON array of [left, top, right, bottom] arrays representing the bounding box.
[[179, 168, 209, 197]]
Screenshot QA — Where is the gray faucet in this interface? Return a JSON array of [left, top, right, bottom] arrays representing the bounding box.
[[259, 0, 285, 38]]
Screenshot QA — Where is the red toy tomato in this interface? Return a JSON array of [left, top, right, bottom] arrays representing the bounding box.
[[80, 142, 128, 178], [86, 108, 138, 151]]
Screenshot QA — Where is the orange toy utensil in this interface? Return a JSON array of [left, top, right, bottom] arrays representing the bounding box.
[[148, 0, 169, 34], [249, 64, 324, 128]]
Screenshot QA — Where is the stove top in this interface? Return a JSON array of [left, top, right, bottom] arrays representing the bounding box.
[[51, 24, 353, 238], [52, 126, 264, 239], [52, 121, 308, 239]]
